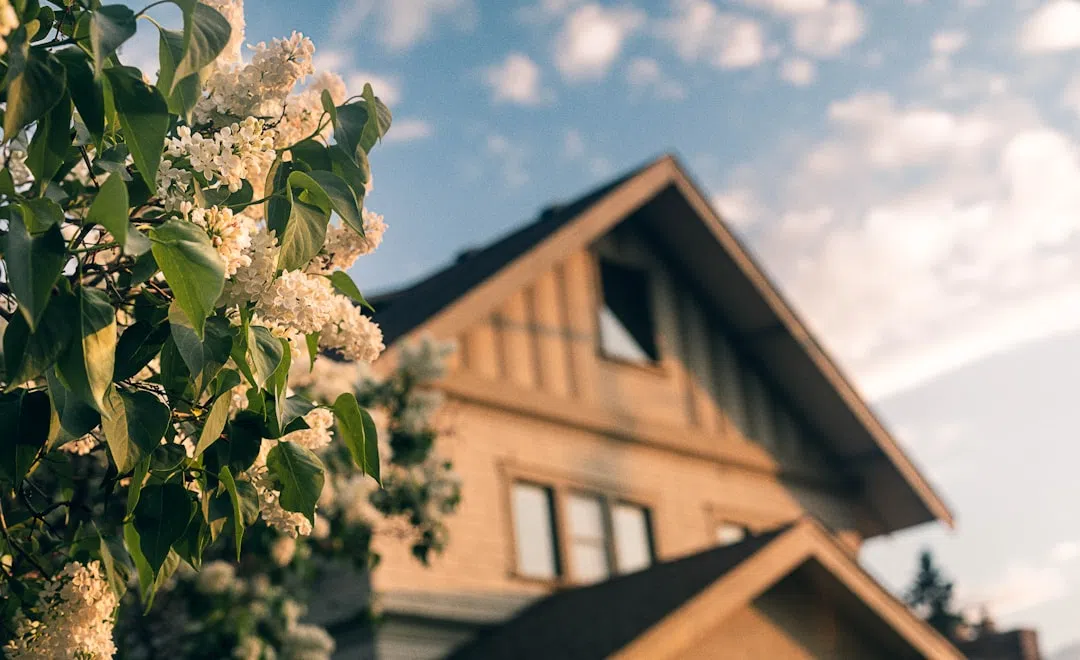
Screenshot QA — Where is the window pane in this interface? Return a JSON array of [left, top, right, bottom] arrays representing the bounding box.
[[512, 484, 558, 579], [613, 504, 652, 574], [716, 523, 747, 547], [598, 260, 659, 363], [567, 494, 609, 583]]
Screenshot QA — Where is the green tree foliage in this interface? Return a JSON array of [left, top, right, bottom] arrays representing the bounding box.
[[0, 1, 454, 657], [906, 549, 965, 638]]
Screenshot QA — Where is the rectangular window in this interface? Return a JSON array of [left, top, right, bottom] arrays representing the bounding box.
[[511, 483, 559, 580], [567, 493, 610, 584], [612, 503, 653, 574], [598, 260, 660, 364]]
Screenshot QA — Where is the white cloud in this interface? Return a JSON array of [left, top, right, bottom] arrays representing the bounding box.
[[725, 89, 1080, 398], [964, 562, 1068, 617], [826, 92, 995, 168], [383, 118, 433, 143], [1051, 541, 1080, 564], [486, 133, 529, 187], [1019, 0, 1080, 53], [660, 1, 766, 70], [331, 0, 475, 51], [484, 53, 547, 105], [553, 4, 645, 81], [712, 188, 762, 229], [345, 71, 403, 107], [931, 30, 968, 55], [791, 0, 865, 58], [625, 57, 687, 100], [740, 0, 827, 15], [779, 57, 816, 86]]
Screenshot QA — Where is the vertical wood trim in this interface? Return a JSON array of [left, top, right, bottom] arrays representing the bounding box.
[[457, 332, 471, 371], [675, 290, 700, 428], [562, 251, 599, 403], [465, 321, 500, 380], [492, 312, 509, 381], [534, 268, 572, 399], [553, 262, 579, 398], [524, 284, 546, 392], [501, 291, 536, 390]]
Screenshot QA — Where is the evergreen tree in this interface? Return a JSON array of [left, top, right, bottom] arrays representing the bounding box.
[[906, 549, 965, 638]]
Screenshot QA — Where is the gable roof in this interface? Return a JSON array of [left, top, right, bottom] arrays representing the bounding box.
[[372, 154, 953, 536], [447, 520, 963, 660]]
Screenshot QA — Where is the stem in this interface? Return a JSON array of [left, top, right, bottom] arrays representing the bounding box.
[[135, 0, 171, 18], [0, 496, 51, 578]]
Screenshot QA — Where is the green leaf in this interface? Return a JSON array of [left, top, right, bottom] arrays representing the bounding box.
[[150, 219, 226, 339], [55, 288, 116, 412], [266, 441, 325, 524], [231, 324, 284, 390], [203, 410, 262, 476], [98, 535, 129, 599], [328, 271, 373, 311], [333, 392, 381, 483], [329, 144, 370, 199], [168, 305, 231, 395], [133, 483, 196, 575], [290, 139, 331, 171], [3, 210, 66, 331], [170, 1, 230, 91], [4, 48, 66, 137], [102, 66, 169, 192], [87, 173, 134, 252], [305, 332, 319, 370], [359, 83, 393, 154], [19, 198, 64, 233], [3, 295, 75, 389], [273, 171, 332, 271], [25, 91, 72, 184], [301, 170, 365, 236], [45, 369, 101, 447], [126, 456, 149, 514], [0, 390, 50, 484], [100, 386, 170, 473], [90, 5, 137, 76], [123, 521, 154, 604], [194, 393, 230, 458], [218, 466, 244, 560], [155, 27, 200, 122], [55, 48, 106, 146], [113, 321, 169, 381]]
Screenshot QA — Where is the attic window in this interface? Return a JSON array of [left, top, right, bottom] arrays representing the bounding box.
[[598, 260, 660, 364]]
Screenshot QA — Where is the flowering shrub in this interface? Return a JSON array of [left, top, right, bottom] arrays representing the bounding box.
[[114, 339, 461, 658], [0, 0, 446, 656]]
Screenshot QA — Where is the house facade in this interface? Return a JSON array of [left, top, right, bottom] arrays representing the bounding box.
[[353, 156, 961, 659]]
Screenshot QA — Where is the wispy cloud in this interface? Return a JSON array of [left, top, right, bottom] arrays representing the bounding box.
[[779, 57, 816, 87], [625, 57, 686, 100], [486, 133, 529, 187], [384, 119, 434, 144], [553, 4, 645, 81], [658, 2, 766, 70], [1019, 0, 1080, 53], [484, 53, 549, 105], [331, 0, 476, 51], [790, 0, 865, 58]]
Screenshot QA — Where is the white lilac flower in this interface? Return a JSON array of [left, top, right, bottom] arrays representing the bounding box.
[[60, 434, 99, 456], [195, 32, 315, 125], [1, 148, 32, 187], [195, 560, 237, 595], [255, 270, 337, 336], [165, 119, 276, 194], [233, 636, 274, 660], [398, 337, 457, 383], [334, 474, 378, 525], [399, 389, 444, 435], [318, 296, 384, 363], [244, 440, 314, 538], [289, 355, 365, 403], [282, 623, 335, 660], [222, 229, 280, 305], [282, 408, 334, 452], [191, 206, 257, 277], [200, 0, 246, 64], [270, 536, 297, 567], [311, 515, 331, 540], [4, 561, 119, 659], [359, 208, 387, 255], [0, 0, 18, 56], [270, 71, 347, 149]]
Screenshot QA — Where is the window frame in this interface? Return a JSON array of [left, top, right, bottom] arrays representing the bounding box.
[[593, 255, 664, 369], [509, 481, 562, 582], [501, 462, 658, 586]]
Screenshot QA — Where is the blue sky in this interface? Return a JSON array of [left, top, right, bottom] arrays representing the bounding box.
[[126, 0, 1080, 652]]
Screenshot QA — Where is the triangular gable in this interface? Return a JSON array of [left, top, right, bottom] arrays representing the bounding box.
[[614, 520, 962, 660], [373, 154, 952, 535]]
